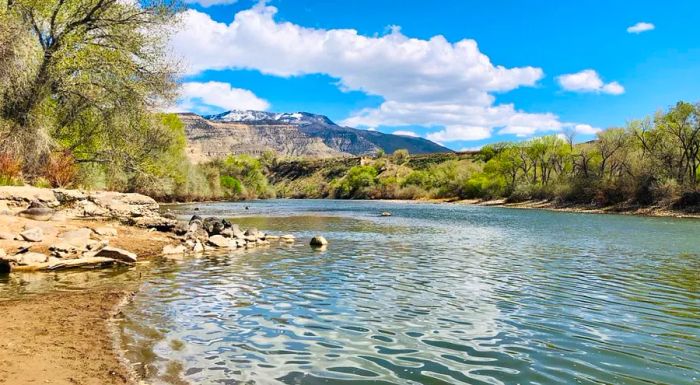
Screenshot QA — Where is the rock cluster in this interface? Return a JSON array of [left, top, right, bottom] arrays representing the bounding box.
[[0, 186, 176, 230], [161, 215, 299, 255], [0, 225, 135, 272]]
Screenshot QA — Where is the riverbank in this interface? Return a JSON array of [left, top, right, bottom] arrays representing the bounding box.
[[0, 289, 137, 385]]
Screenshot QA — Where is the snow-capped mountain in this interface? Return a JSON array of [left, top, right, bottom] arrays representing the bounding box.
[[206, 110, 335, 126], [180, 109, 451, 162]]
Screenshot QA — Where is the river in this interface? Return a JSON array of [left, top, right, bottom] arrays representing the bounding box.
[[112, 200, 700, 385]]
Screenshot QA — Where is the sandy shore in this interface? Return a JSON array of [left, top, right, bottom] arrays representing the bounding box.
[[0, 216, 174, 385], [0, 289, 136, 385]]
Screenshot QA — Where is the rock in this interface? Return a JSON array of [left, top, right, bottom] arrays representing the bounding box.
[[86, 239, 109, 251], [0, 186, 60, 207], [93, 226, 118, 237], [280, 234, 296, 243], [192, 240, 204, 253], [244, 228, 259, 237], [244, 235, 258, 243], [16, 252, 49, 265], [132, 216, 177, 231], [0, 248, 5, 258], [203, 217, 228, 235], [18, 207, 55, 221], [0, 231, 14, 240], [220, 228, 234, 238], [309, 236, 328, 247], [19, 227, 43, 242], [207, 235, 229, 248], [49, 242, 81, 259], [52, 188, 87, 204], [231, 225, 244, 239], [94, 247, 137, 263], [162, 212, 177, 220], [266, 235, 280, 240], [60, 228, 93, 247], [381, 211, 392, 217], [162, 244, 187, 255]]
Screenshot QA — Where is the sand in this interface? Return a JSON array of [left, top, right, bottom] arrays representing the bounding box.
[[0, 215, 176, 385]]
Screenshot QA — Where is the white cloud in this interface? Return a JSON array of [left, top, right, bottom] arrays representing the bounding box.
[[627, 22, 655, 34], [557, 69, 624, 95], [392, 130, 419, 137], [171, 5, 596, 142], [572, 123, 602, 135], [167, 81, 269, 113], [185, 0, 238, 7]]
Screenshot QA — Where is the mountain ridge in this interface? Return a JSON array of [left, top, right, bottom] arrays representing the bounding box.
[[179, 109, 452, 163]]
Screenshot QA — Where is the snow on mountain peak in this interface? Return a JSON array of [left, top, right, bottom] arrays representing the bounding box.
[[205, 110, 335, 126]]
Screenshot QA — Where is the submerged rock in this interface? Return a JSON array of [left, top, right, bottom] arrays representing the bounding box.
[[163, 244, 187, 255], [280, 234, 295, 243], [309, 236, 328, 247], [380, 211, 392, 217]]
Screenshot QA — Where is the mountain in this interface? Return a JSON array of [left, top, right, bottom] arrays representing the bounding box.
[[179, 110, 451, 162]]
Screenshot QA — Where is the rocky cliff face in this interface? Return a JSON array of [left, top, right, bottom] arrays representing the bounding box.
[[180, 110, 451, 162]]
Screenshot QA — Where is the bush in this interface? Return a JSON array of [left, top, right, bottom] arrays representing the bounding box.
[[0, 152, 23, 185], [41, 151, 77, 187]]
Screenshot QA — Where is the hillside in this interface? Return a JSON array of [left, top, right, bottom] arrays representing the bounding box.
[[179, 110, 451, 162]]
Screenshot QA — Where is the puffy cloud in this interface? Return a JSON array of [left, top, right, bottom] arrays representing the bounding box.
[[572, 123, 602, 135], [185, 0, 238, 7], [171, 5, 596, 142], [627, 22, 655, 34], [392, 130, 419, 137], [556, 69, 624, 95], [167, 81, 269, 114]]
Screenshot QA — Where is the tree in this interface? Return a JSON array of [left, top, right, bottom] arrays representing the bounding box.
[[0, 0, 179, 168]]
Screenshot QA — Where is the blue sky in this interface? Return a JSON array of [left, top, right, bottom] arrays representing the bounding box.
[[172, 0, 700, 150]]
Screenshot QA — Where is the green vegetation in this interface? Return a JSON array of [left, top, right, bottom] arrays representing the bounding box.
[[0, 0, 214, 200], [269, 102, 700, 210]]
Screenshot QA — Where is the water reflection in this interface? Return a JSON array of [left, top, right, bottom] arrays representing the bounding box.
[[119, 201, 700, 385]]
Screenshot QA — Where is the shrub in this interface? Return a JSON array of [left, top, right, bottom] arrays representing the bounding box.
[[0, 152, 22, 185], [41, 150, 77, 187]]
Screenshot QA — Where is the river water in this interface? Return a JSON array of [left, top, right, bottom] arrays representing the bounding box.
[[14, 200, 700, 385]]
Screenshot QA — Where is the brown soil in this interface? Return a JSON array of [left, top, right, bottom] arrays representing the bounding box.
[[0, 289, 136, 385], [0, 216, 180, 385]]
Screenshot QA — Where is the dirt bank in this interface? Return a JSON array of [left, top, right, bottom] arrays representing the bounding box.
[[0, 289, 136, 385]]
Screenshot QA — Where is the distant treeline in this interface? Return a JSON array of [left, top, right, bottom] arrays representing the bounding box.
[[263, 102, 700, 210]]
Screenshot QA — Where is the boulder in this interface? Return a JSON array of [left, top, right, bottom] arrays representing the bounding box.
[[0, 186, 60, 207], [309, 236, 328, 247], [192, 240, 204, 253], [162, 244, 187, 255], [203, 217, 227, 235], [20, 227, 43, 242], [94, 247, 137, 263], [18, 207, 55, 221], [244, 228, 259, 237], [0, 231, 14, 240], [220, 228, 234, 238], [93, 227, 118, 237], [207, 235, 229, 248]]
